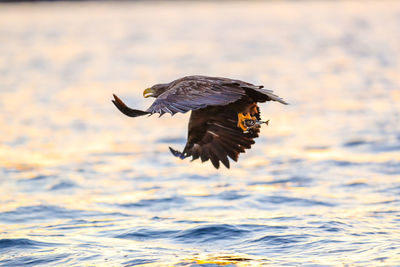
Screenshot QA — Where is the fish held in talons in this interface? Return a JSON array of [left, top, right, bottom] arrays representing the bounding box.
[[237, 112, 268, 133], [242, 118, 269, 133], [237, 112, 255, 131]]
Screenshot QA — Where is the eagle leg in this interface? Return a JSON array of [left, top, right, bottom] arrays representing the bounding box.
[[250, 104, 258, 116]]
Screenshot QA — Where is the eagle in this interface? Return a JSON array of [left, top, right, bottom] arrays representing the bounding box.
[[112, 75, 287, 169]]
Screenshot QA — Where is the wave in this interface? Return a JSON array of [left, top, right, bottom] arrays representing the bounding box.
[[115, 228, 179, 241], [0, 238, 58, 250], [174, 224, 249, 243], [0, 253, 70, 267], [251, 234, 309, 245], [256, 196, 335, 207], [118, 196, 186, 210], [0, 205, 127, 223]]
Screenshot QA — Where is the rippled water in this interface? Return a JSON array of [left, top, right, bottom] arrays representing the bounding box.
[[1, 1, 400, 266]]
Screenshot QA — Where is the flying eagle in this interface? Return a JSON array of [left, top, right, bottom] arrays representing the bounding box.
[[112, 75, 287, 169]]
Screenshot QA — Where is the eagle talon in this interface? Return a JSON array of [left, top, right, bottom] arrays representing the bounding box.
[[237, 113, 250, 131], [237, 112, 269, 133]]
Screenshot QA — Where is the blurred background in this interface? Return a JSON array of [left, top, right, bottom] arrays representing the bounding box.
[[0, 1, 399, 266]]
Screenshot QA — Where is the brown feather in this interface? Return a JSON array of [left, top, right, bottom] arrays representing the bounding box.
[[171, 100, 262, 169]]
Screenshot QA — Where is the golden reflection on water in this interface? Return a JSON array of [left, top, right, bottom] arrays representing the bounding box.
[[184, 254, 259, 266]]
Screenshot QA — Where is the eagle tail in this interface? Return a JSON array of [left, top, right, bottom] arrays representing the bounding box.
[[112, 94, 150, 117]]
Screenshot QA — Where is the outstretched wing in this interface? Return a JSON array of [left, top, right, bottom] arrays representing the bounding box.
[[146, 76, 287, 116], [113, 76, 287, 118], [169, 104, 261, 169], [146, 77, 246, 116]]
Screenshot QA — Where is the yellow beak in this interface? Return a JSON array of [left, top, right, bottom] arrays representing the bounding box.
[[143, 88, 154, 98]]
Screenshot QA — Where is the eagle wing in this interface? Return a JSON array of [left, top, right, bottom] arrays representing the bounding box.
[[113, 76, 287, 118], [169, 104, 261, 169], [146, 78, 247, 116]]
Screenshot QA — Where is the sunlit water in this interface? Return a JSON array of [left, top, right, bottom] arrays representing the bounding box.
[[1, 1, 400, 266]]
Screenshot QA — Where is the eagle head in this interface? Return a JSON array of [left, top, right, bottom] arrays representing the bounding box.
[[143, 83, 168, 98]]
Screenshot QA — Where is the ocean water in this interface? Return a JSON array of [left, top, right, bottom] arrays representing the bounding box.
[[1, 1, 400, 266]]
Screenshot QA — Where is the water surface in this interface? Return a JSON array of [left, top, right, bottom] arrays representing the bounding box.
[[0, 1, 400, 266]]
